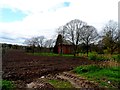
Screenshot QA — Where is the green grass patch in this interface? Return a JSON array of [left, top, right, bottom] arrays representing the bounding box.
[[32, 52, 59, 56], [0, 80, 15, 90], [73, 65, 120, 88], [28, 52, 74, 57], [48, 79, 74, 88]]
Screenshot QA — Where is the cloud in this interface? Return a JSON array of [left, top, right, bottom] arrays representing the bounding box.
[[0, 32, 28, 44], [0, 0, 70, 14], [0, 36, 14, 41], [0, 0, 119, 45]]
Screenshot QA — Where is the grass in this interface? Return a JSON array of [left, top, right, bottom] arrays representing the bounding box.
[[28, 52, 120, 63], [28, 51, 120, 62], [0, 80, 15, 90], [32, 52, 59, 56], [28, 52, 74, 57], [48, 79, 74, 88], [73, 65, 120, 88]]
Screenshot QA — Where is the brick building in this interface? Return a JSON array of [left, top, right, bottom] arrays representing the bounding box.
[[54, 34, 73, 54]]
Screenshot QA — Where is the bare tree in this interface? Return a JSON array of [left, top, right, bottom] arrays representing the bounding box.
[[45, 39, 55, 48], [24, 36, 46, 52], [64, 19, 87, 56], [24, 37, 38, 53], [102, 20, 118, 54], [36, 36, 45, 48], [24, 39, 31, 46], [24, 37, 37, 46], [24, 36, 45, 47], [80, 25, 99, 56], [57, 25, 66, 39]]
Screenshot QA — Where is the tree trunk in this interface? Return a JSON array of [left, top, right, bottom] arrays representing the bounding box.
[[73, 44, 76, 56], [87, 46, 88, 57], [32, 45, 35, 53]]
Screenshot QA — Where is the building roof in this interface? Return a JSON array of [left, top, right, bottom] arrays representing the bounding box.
[[56, 34, 72, 46], [62, 39, 73, 45]]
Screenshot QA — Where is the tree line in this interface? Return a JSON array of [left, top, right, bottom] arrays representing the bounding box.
[[24, 19, 120, 55], [24, 36, 55, 53]]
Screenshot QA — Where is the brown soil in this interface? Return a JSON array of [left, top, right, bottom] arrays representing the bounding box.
[[2, 49, 94, 88], [56, 72, 100, 89]]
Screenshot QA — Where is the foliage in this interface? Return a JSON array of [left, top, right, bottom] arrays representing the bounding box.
[[88, 52, 97, 60], [73, 65, 120, 88], [96, 55, 109, 61], [88, 52, 110, 61], [103, 49, 109, 54], [0, 80, 15, 90], [102, 20, 118, 54], [112, 54, 120, 62], [48, 79, 74, 88]]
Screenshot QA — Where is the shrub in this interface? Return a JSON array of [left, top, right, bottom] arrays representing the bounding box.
[[104, 49, 109, 54], [112, 55, 120, 62], [96, 55, 110, 61], [88, 52, 110, 61], [88, 52, 97, 60]]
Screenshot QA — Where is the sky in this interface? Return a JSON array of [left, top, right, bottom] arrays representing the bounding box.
[[0, 0, 119, 45]]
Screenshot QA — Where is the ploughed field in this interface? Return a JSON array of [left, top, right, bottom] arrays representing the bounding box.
[[2, 49, 94, 88]]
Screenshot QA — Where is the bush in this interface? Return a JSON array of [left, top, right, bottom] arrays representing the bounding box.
[[112, 55, 120, 62], [96, 55, 109, 61], [88, 52, 97, 60], [88, 52, 110, 61], [0, 80, 15, 90]]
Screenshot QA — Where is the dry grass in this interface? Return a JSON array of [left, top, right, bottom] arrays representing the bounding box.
[[98, 61, 119, 68]]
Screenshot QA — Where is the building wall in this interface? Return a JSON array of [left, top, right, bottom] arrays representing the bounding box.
[[58, 45, 73, 54]]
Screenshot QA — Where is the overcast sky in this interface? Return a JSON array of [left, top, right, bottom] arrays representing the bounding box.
[[0, 0, 119, 45]]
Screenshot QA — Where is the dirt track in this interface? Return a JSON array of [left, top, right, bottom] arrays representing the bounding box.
[[2, 49, 94, 88]]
